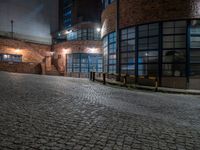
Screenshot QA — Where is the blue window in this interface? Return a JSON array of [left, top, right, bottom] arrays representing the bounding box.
[[56, 28, 101, 42], [162, 21, 186, 77], [63, 0, 72, 28], [103, 32, 116, 74], [190, 20, 200, 76], [138, 23, 159, 77], [67, 53, 103, 75], [0, 54, 22, 62], [63, 17, 71, 28], [120, 27, 135, 75]]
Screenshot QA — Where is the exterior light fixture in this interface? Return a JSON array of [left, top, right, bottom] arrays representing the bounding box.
[[62, 48, 71, 54], [50, 52, 54, 56], [15, 48, 20, 53], [88, 48, 98, 53], [96, 28, 101, 32], [3, 54, 8, 59], [65, 30, 72, 35]]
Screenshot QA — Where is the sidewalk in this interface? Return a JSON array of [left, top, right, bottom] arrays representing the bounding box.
[[94, 77, 200, 95]]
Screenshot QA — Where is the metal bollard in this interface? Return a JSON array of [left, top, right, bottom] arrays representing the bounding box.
[[103, 73, 106, 85], [155, 78, 158, 92], [92, 72, 95, 82], [124, 74, 127, 86], [90, 72, 93, 80]]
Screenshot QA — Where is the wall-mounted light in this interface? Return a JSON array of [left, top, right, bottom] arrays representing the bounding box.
[[15, 48, 20, 53], [96, 28, 101, 32], [65, 30, 72, 35], [3, 54, 8, 59], [62, 48, 71, 54], [50, 52, 54, 56], [87, 48, 98, 54]]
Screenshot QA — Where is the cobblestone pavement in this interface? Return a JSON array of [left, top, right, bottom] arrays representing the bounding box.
[[0, 72, 200, 150]]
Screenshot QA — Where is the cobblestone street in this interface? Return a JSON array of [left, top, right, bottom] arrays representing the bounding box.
[[0, 72, 200, 150]]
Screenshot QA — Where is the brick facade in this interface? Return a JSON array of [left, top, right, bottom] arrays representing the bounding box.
[[0, 37, 51, 63], [101, 2, 116, 38], [0, 62, 42, 74], [101, 0, 200, 37], [0, 37, 51, 74]]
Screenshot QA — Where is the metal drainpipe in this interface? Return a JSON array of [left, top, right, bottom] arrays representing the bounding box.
[[116, 0, 121, 81], [186, 20, 190, 89]]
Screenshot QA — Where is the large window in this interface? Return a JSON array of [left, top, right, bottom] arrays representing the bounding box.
[[120, 27, 135, 75], [103, 36, 108, 72], [89, 55, 103, 72], [57, 28, 101, 42], [0, 54, 22, 62], [108, 32, 117, 73], [63, 7, 72, 28], [63, 0, 72, 28], [78, 29, 87, 40], [103, 32, 116, 74], [162, 21, 187, 77], [103, 19, 200, 82], [67, 31, 77, 41], [138, 23, 159, 77], [190, 20, 200, 76], [67, 53, 102, 74]]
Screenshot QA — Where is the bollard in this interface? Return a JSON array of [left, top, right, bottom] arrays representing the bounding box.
[[103, 73, 106, 85], [90, 72, 93, 80], [92, 72, 95, 82], [123, 74, 128, 86], [155, 78, 158, 92]]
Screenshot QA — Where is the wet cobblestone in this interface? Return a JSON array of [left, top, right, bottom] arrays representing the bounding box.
[[0, 72, 200, 150]]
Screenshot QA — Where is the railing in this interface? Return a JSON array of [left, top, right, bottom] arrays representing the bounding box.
[[0, 31, 51, 45], [90, 72, 159, 91]]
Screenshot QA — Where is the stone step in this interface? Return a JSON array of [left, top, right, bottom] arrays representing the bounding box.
[[46, 65, 61, 76]]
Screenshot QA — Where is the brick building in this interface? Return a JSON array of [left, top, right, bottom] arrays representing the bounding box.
[[0, 0, 57, 75], [0, 0, 103, 77], [52, 0, 103, 78], [101, 0, 200, 90], [1, 0, 200, 90]]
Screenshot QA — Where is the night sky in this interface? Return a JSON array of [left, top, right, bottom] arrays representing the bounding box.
[[0, 0, 59, 44]]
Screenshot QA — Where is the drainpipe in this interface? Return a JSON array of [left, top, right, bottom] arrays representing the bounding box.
[[186, 20, 190, 89], [116, 0, 121, 81]]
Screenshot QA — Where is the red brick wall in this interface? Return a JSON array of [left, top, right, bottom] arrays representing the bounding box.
[[0, 37, 51, 63], [101, 0, 200, 37], [0, 37, 51, 74], [101, 2, 116, 38], [0, 62, 42, 74]]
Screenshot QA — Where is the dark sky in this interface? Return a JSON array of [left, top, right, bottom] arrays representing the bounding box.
[[0, 0, 59, 44]]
